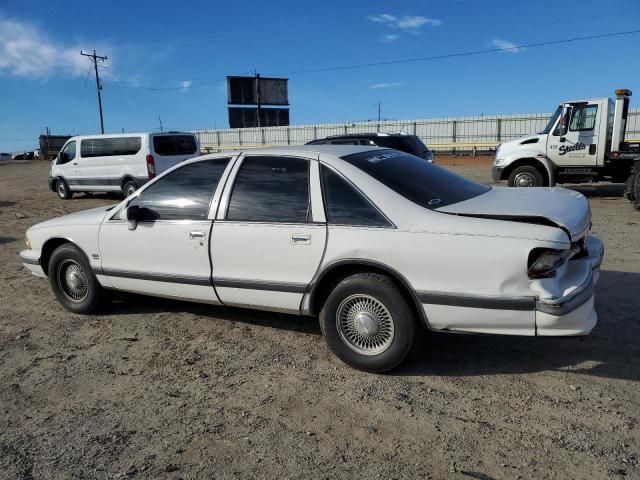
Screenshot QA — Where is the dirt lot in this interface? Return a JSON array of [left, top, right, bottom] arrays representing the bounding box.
[[1, 156, 639, 480]]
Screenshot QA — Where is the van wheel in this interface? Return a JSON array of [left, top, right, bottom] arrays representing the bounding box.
[[123, 180, 138, 197], [48, 243, 107, 314], [56, 179, 72, 199], [508, 166, 545, 187], [319, 273, 415, 373]]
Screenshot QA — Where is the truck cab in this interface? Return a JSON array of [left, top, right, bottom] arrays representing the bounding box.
[[493, 89, 638, 188]]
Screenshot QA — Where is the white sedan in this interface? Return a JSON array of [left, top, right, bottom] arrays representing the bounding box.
[[20, 146, 604, 372]]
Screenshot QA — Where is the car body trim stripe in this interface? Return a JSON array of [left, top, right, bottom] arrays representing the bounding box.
[[418, 291, 536, 310], [94, 267, 211, 286], [213, 277, 307, 293]]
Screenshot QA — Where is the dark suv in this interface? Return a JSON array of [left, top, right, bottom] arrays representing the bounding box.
[[306, 132, 433, 162]]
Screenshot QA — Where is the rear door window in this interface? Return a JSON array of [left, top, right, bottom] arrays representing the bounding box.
[[152, 135, 198, 156], [227, 156, 310, 223]]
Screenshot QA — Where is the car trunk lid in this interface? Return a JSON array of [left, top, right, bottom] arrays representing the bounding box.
[[436, 187, 591, 241]]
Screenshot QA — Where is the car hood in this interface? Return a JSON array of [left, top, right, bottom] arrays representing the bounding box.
[[30, 205, 116, 230], [437, 187, 590, 241]]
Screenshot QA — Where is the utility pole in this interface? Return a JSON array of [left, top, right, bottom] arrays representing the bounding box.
[[377, 101, 381, 122], [255, 72, 261, 128], [81, 49, 108, 134], [158, 116, 163, 132]]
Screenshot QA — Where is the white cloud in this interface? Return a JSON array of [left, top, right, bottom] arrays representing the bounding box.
[[181, 80, 192, 89], [492, 38, 524, 53], [0, 17, 112, 78], [381, 34, 399, 43], [368, 14, 441, 30], [370, 82, 404, 89]]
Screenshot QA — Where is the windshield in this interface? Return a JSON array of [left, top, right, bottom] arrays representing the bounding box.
[[341, 149, 489, 209], [541, 106, 562, 134]]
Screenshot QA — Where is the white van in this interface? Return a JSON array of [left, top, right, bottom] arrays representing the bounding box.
[[48, 132, 200, 199]]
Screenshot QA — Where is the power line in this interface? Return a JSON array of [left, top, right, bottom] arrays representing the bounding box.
[[270, 28, 640, 76], [81, 49, 108, 133], [103, 29, 639, 93]]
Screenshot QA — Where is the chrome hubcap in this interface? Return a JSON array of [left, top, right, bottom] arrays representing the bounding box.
[[56, 259, 88, 303], [336, 294, 394, 355], [126, 185, 136, 196], [58, 184, 65, 196], [514, 172, 536, 187]]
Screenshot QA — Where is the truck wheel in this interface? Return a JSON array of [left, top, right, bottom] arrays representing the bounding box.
[[623, 174, 636, 202], [632, 171, 640, 210], [56, 179, 73, 199], [48, 243, 108, 314], [319, 273, 415, 373], [123, 180, 138, 198], [508, 166, 545, 187]]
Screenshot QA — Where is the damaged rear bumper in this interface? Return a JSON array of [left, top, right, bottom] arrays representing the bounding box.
[[534, 235, 604, 336]]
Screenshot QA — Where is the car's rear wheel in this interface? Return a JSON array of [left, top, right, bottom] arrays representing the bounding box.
[[508, 166, 545, 187], [319, 273, 415, 373], [56, 179, 72, 199], [48, 243, 107, 314], [123, 180, 138, 198]]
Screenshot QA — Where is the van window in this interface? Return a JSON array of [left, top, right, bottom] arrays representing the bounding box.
[[81, 137, 141, 158], [59, 141, 76, 164], [152, 135, 198, 156]]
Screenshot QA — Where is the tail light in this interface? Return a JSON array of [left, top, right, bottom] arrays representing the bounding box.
[[527, 248, 570, 279], [146, 154, 156, 178]]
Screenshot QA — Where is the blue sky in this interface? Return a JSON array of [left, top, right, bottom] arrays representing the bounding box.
[[1, 0, 639, 152]]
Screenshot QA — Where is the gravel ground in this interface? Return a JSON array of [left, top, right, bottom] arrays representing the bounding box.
[[1, 157, 639, 480]]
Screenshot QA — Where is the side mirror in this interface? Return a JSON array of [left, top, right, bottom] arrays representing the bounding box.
[[126, 205, 140, 230], [557, 105, 571, 137]]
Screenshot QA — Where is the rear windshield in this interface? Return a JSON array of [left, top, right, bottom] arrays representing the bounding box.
[[152, 135, 198, 156], [341, 149, 489, 209], [373, 136, 428, 156]]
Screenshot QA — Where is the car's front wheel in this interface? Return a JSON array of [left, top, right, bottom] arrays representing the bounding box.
[[319, 273, 415, 373], [48, 243, 108, 314], [56, 179, 73, 199]]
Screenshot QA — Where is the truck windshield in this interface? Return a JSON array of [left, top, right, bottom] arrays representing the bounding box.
[[341, 149, 489, 210], [541, 106, 562, 134]]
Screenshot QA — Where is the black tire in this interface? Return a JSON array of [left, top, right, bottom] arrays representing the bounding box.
[[123, 180, 138, 198], [56, 179, 72, 199], [623, 173, 636, 203], [319, 273, 415, 373], [632, 171, 640, 211], [508, 165, 545, 187], [48, 243, 107, 314]]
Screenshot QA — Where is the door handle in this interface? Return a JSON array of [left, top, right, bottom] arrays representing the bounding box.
[[291, 233, 311, 245], [189, 230, 206, 240], [72, 162, 78, 165]]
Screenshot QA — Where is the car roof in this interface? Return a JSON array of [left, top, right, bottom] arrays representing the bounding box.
[[196, 144, 387, 161], [66, 131, 196, 141], [311, 132, 414, 140]]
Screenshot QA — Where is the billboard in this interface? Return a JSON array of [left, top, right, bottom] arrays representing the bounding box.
[[227, 76, 289, 106], [228, 107, 290, 129]]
